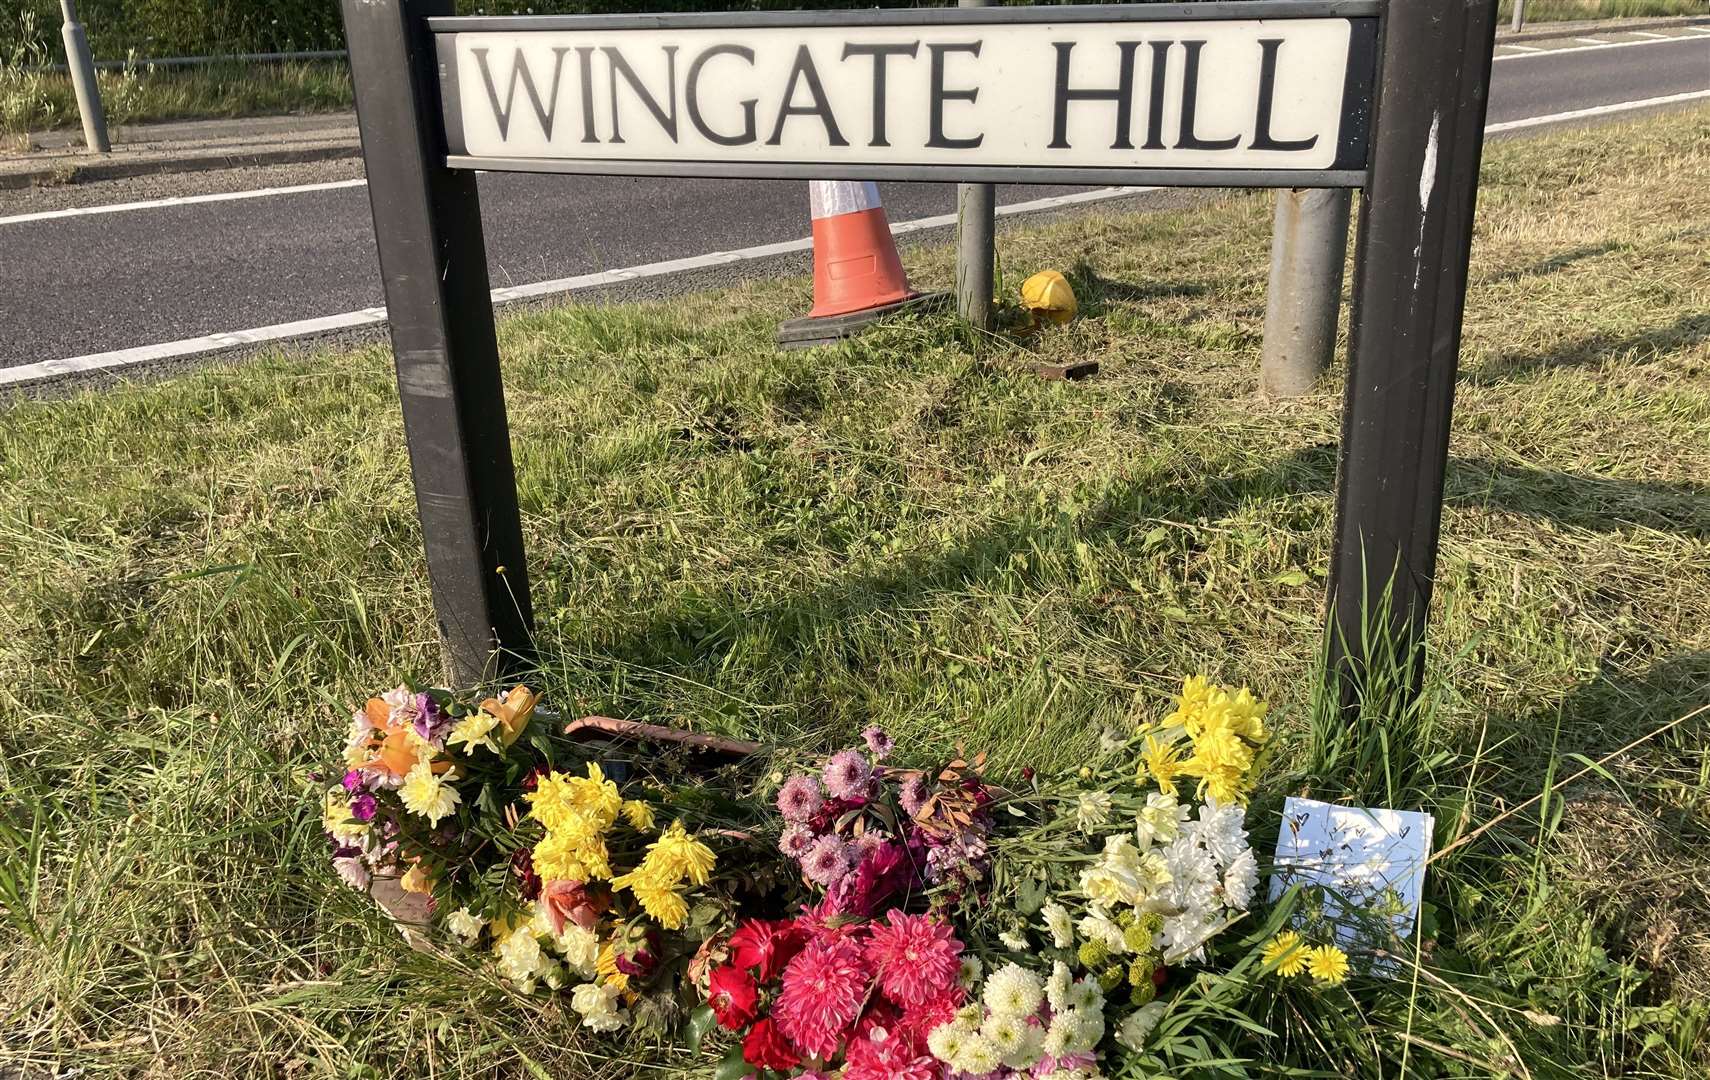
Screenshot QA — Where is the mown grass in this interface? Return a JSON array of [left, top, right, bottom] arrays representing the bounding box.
[[2, 108, 1709, 1077], [1498, 0, 1707, 21], [0, 57, 350, 139]]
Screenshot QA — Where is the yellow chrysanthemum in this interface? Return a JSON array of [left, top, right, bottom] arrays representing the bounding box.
[[446, 712, 501, 756], [648, 821, 716, 886], [596, 942, 630, 992], [628, 876, 690, 930], [622, 799, 655, 832], [1262, 931, 1309, 977], [528, 763, 623, 834], [1141, 733, 1185, 794], [398, 761, 461, 825], [533, 828, 612, 882], [1306, 944, 1350, 985]]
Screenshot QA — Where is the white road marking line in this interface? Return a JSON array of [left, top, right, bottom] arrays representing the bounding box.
[[0, 185, 1158, 387], [0, 177, 367, 228], [1, 28, 1697, 227], [1493, 32, 1705, 60], [1484, 88, 1710, 132], [1574, 37, 1610, 45], [9, 88, 1710, 388]]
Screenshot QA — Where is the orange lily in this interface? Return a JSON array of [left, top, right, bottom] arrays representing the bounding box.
[[480, 685, 539, 747], [359, 695, 451, 777]]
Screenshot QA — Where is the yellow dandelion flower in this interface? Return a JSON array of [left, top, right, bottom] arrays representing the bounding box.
[[1261, 931, 1309, 977], [1306, 944, 1350, 985]]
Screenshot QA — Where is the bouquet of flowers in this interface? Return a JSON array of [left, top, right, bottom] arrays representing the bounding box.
[[315, 674, 1345, 1078]]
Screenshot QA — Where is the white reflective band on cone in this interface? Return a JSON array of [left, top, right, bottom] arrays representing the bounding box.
[[809, 180, 882, 219]]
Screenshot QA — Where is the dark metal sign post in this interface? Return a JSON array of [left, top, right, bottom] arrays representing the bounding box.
[[341, 0, 1495, 697]]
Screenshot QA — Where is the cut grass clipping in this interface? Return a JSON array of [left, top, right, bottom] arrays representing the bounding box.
[[3, 107, 1709, 1077]]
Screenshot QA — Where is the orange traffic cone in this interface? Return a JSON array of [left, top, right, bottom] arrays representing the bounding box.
[[777, 181, 946, 348]]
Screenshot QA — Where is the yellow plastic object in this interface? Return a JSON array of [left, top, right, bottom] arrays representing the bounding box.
[[1020, 270, 1078, 326]]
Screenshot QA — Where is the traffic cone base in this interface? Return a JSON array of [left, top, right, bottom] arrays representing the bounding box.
[[808, 207, 914, 317], [776, 291, 950, 350]]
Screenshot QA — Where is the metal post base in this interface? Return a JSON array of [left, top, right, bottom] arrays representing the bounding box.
[[775, 291, 951, 349]]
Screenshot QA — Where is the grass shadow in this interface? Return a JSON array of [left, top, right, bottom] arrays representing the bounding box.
[[1475, 311, 1710, 383]]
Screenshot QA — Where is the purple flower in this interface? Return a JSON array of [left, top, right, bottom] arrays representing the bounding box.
[[341, 769, 364, 793], [861, 726, 895, 761], [350, 793, 378, 822], [411, 693, 449, 744], [779, 823, 816, 858], [823, 749, 873, 801], [854, 828, 891, 855], [823, 841, 914, 918], [802, 834, 856, 888], [777, 774, 823, 822], [899, 775, 931, 818]]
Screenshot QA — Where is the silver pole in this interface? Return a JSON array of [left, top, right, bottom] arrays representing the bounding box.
[[1259, 188, 1352, 397], [1511, 0, 1526, 33], [59, 0, 109, 153], [954, 0, 996, 330]]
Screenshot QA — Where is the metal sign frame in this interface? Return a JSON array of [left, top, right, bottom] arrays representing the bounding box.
[[341, 0, 1498, 700]]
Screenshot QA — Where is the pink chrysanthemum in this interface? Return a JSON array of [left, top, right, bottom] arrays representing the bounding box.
[[802, 833, 856, 888], [775, 937, 872, 1060], [863, 910, 963, 1007], [778, 823, 816, 858], [823, 749, 873, 800], [861, 725, 895, 761], [777, 774, 823, 822], [899, 775, 931, 818], [842, 1027, 940, 1080]]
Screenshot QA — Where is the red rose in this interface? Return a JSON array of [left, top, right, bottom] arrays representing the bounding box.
[[707, 964, 760, 1031], [728, 918, 807, 983], [742, 1018, 800, 1072]]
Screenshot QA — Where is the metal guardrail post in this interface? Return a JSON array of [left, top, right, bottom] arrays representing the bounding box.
[[955, 0, 997, 331], [59, 0, 110, 153], [1260, 187, 1352, 396]]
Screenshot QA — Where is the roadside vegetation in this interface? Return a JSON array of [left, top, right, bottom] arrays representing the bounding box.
[[2, 107, 1708, 1076], [1499, 0, 1708, 19]]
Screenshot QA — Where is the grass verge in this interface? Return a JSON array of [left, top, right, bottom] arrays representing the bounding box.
[[1497, 0, 1708, 20], [2, 107, 1708, 1077]]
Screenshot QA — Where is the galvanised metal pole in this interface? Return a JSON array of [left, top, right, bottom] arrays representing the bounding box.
[[1329, 0, 1498, 704], [954, 0, 996, 331], [1511, 0, 1527, 33], [59, 0, 109, 153], [1259, 188, 1351, 397]]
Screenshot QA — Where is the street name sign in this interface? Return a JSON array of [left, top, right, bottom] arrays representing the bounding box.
[[341, 0, 1499, 706], [434, 9, 1377, 184]]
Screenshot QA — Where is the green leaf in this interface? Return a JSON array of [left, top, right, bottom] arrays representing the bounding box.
[[714, 1045, 754, 1080], [684, 1004, 716, 1056], [1273, 570, 1310, 587]]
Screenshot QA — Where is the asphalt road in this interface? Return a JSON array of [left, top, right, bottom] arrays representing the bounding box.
[[1, 30, 1706, 371]]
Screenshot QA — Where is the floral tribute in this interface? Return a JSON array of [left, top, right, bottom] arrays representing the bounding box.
[[318, 675, 1334, 1078]]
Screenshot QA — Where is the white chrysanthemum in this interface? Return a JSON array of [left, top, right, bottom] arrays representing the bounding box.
[[553, 924, 600, 976], [1117, 1001, 1167, 1052], [332, 854, 370, 891], [1069, 1009, 1106, 1054], [954, 1003, 984, 1028], [957, 954, 984, 992], [398, 761, 460, 825], [1136, 790, 1188, 848], [982, 1012, 1028, 1056], [927, 1022, 968, 1064], [494, 927, 549, 989], [1222, 848, 1259, 909], [1193, 796, 1250, 868], [570, 982, 628, 1032], [1045, 961, 1073, 1010], [1158, 906, 1218, 963], [1000, 928, 1029, 951], [322, 789, 369, 845], [1079, 867, 1131, 910], [541, 959, 567, 991], [1041, 901, 1075, 948], [952, 1034, 1002, 1076], [983, 962, 1046, 1018], [1075, 790, 1114, 833], [1077, 912, 1127, 954], [1042, 1009, 1080, 1058], [1001, 1022, 1046, 1070], [444, 907, 486, 942], [1066, 976, 1103, 1014]]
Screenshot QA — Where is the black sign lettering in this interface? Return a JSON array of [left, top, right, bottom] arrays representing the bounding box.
[[927, 42, 983, 149], [1048, 40, 1141, 150], [842, 42, 919, 148], [576, 46, 596, 143], [767, 45, 849, 147], [603, 45, 678, 144], [686, 44, 758, 146], [472, 45, 571, 141], [1250, 39, 1319, 152], [1143, 41, 1171, 150], [1175, 40, 1240, 150]]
